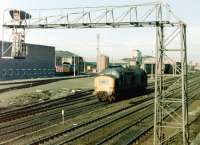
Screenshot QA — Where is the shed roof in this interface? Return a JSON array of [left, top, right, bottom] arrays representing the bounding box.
[[55, 50, 80, 58]]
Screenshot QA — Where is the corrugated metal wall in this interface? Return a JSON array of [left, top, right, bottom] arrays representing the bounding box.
[[0, 41, 55, 80]]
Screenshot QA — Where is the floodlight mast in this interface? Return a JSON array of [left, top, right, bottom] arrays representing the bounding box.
[[2, 2, 189, 144]]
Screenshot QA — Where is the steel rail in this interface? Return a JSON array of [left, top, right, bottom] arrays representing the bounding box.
[[0, 90, 93, 122], [0, 76, 186, 144], [30, 98, 154, 145], [50, 75, 200, 145], [29, 77, 179, 145], [124, 77, 200, 145]]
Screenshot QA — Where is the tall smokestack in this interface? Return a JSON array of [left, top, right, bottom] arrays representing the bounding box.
[[97, 34, 100, 72]]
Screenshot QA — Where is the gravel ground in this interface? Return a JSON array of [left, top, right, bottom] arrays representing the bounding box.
[[0, 77, 94, 109]]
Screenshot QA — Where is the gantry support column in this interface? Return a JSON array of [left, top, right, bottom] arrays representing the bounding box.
[[154, 22, 165, 145], [153, 23, 189, 145], [11, 27, 26, 58], [180, 23, 189, 145]]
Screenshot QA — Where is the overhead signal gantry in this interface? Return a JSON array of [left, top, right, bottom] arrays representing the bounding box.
[[2, 1, 189, 145]]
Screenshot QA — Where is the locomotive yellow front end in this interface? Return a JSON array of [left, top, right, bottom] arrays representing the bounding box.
[[94, 75, 115, 102]]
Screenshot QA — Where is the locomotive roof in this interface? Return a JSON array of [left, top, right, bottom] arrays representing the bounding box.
[[100, 66, 137, 79]]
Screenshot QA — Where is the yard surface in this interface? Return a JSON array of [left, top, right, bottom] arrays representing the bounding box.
[[0, 77, 94, 109]]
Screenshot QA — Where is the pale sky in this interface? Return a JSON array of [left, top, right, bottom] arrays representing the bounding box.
[[0, 0, 200, 62]]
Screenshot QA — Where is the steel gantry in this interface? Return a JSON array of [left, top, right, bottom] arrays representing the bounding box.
[[2, 1, 189, 145]]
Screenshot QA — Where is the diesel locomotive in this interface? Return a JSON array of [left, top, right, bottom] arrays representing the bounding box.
[[94, 65, 147, 102]]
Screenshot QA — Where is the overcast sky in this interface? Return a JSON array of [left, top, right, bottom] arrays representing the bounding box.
[[0, 0, 199, 62]]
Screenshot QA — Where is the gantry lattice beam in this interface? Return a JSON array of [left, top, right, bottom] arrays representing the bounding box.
[[3, 1, 182, 29], [2, 2, 189, 145], [3, 21, 180, 29]]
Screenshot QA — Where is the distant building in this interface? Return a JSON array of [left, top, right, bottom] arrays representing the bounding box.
[[110, 59, 129, 68], [55, 50, 84, 72], [0, 41, 55, 80], [120, 56, 180, 75], [97, 54, 109, 72], [84, 62, 96, 73], [190, 61, 200, 70], [141, 56, 181, 75]]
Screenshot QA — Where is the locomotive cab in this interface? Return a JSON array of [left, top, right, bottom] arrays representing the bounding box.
[[94, 75, 115, 96], [94, 66, 123, 102]]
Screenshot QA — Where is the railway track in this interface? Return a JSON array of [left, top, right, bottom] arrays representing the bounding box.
[[0, 90, 94, 122], [18, 78, 178, 144], [0, 90, 107, 142], [12, 93, 153, 144], [0, 99, 107, 143], [0, 75, 190, 145], [0, 74, 179, 120], [26, 74, 200, 145], [43, 100, 154, 145], [0, 76, 176, 123], [0, 94, 145, 144], [97, 75, 200, 145]]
